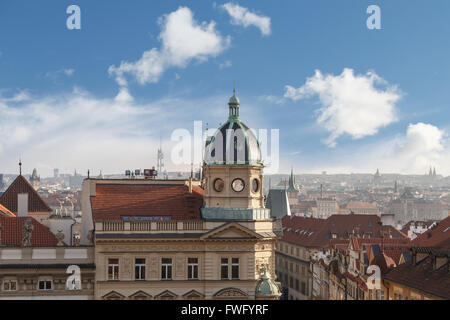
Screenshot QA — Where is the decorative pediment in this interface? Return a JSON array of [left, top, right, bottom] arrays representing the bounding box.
[[182, 289, 205, 300], [154, 290, 178, 300], [200, 222, 263, 240], [102, 291, 125, 300], [213, 287, 248, 299], [129, 290, 152, 300]]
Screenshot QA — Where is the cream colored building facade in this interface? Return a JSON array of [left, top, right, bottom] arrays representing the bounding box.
[[0, 247, 95, 300]]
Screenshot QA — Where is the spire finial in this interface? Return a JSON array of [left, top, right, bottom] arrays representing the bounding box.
[[233, 80, 236, 96], [19, 159, 22, 175]]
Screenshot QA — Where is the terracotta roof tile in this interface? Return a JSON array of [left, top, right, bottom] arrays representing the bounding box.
[[0, 216, 60, 247], [282, 214, 407, 248], [412, 216, 450, 249], [91, 184, 205, 221], [0, 175, 52, 213], [384, 254, 450, 299]]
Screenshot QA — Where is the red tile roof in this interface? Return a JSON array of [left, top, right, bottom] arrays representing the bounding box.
[[0, 175, 52, 213], [90, 184, 205, 221], [0, 204, 15, 217], [0, 216, 60, 247], [412, 216, 450, 249], [282, 214, 407, 248], [384, 254, 450, 299]]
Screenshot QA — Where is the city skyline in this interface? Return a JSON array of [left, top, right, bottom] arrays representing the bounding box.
[[1, 1, 450, 176]]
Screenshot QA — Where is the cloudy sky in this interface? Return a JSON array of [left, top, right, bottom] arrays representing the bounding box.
[[1, 1, 450, 177]]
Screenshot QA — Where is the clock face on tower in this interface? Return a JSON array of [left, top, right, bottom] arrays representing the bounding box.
[[213, 178, 224, 192], [231, 178, 245, 192]]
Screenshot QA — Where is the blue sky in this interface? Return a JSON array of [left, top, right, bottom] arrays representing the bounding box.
[[1, 1, 450, 177]]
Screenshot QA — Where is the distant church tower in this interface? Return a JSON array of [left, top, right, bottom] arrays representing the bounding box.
[[286, 167, 299, 205], [374, 168, 381, 185], [30, 168, 40, 190]]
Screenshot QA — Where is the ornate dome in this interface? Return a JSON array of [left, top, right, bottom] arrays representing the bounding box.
[[255, 266, 281, 298], [204, 90, 262, 166]]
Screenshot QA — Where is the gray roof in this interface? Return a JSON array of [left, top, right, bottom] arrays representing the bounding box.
[[266, 189, 291, 218]]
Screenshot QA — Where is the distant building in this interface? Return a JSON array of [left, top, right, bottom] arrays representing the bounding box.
[[341, 201, 380, 216], [30, 168, 40, 190], [315, 198, 338, 219], [53, 168, 59, 178], [0, 174, 4, 191], [389, 190, 447, 224]]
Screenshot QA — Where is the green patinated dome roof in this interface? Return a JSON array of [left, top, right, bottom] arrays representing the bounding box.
[[255, 266, 281, 298], [229, 94, 240, 105]]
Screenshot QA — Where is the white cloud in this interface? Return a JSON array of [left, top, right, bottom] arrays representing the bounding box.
[[109, 7, 230, 86], [221, 3, 271, 36], [44, 68, 75, 79], [285, 68, 401, 146], [393, 122, 445, 172], [63, 68, 75, 77], [219, 60, 232, 69]]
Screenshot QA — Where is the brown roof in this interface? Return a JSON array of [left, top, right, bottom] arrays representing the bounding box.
[[0, 204, 15, 217], [384, 254, 450, 299], [412, 216, 450, 249], [90, 184, 205, 221], [0, 175, 52, 213], [282, 214, 407, 248], [0, 216, 60, 247]]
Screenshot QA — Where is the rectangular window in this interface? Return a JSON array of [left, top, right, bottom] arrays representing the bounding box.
[[231, 258, 239, 279], [108, 258, 119, 280], [221, 258, 229, 279], [161, 258, 172, 280], [38, 279, 52, 291], [188, 258, 199, 280], [289, 277, 293, 288], [3, 280, 17, 291], [135, 258, 146, 280], [301, 282, 306, 295], [295, 279, 299, 291]]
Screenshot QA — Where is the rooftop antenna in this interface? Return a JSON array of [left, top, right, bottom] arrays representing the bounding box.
[[19, 159, 22, 175]]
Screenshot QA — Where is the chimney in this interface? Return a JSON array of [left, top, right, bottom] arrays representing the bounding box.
[[188, 177, 193, 193], [17, 193, 28, 217]]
